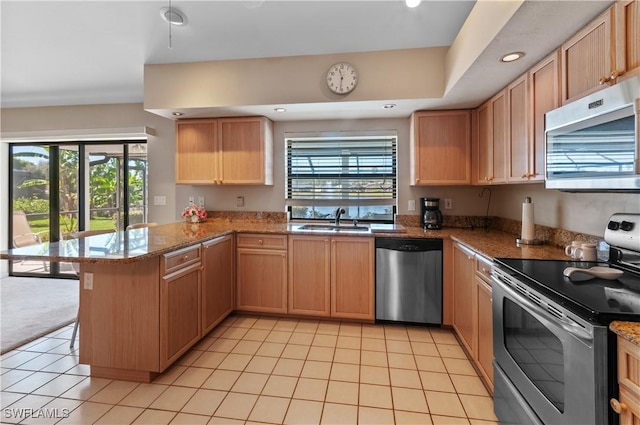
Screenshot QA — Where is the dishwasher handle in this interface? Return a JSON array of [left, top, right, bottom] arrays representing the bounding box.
[[375, 238, 442, 252]]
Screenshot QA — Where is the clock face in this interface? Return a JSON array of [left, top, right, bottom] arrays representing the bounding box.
[[326, 62, 358, 94]]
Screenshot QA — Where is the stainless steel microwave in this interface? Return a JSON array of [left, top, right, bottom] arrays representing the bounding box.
[[545, 75, 640, 192]]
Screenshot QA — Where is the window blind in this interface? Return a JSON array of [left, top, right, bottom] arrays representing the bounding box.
[[286, 135, 397, 221]]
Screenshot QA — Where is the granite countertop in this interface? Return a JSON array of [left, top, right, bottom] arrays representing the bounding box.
[[610, 321, 640, 346], [0, 220, 568, 264]]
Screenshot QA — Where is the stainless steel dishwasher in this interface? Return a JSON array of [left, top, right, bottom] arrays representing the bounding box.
[[375, 238, 443, 325]]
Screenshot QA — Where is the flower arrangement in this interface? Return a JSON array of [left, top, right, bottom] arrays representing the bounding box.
[[181, 203, 207, 223]]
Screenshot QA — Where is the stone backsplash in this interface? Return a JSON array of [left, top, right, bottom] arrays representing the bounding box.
[[394, 214, 601, 249], [209, 211, 602, 250]]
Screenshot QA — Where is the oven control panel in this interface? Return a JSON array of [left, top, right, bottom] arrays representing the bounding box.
[[605, 213, 640, 251]]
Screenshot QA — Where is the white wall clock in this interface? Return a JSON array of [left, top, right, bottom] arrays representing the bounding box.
[[326, 62, 358, 94]]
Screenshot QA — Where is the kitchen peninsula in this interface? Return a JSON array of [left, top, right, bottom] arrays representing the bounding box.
[[0, 220, 567, 382]]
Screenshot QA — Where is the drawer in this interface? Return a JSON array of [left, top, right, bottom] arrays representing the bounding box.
[[237, 233, 287, 250], [475, 254, 493, 282], [163, 245, 201, 275]]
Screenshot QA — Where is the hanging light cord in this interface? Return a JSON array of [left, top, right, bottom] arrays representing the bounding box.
[[168, 0, 173, 49]]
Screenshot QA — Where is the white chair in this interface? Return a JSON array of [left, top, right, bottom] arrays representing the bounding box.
[[69, 229, 116, 349], [12, 210, 49, 271], [126, 222, 157, 230]]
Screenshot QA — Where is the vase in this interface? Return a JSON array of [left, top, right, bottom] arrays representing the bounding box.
[[190, 215, 199, 223]]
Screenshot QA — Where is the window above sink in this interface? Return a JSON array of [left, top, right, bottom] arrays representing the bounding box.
[[285, 132, 397, 224]]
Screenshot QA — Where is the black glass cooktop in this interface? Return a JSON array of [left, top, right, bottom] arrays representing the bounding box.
[[494, 258, 640, 324]]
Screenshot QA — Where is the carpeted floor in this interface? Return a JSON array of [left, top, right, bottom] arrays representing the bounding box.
[[0, 275, 78, 353]]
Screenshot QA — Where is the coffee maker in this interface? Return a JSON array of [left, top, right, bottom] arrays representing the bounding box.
[[421, 197, 443, 230]]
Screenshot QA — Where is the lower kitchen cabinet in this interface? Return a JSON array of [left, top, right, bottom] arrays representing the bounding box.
[[612, 335, 640, 424], [452, 241, 494, 392], [160, 245, 202, 369], [288, 235, 374, 320], [201, 234, 235, 335], [288, 236, 331, 317], [331, 237, 375, 320], [236, 233, 288, 314], [475, 255, 494, 390], [452, 242, 477, 355]]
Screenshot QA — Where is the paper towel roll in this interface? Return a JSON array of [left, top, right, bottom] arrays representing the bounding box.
[[521, 198, 535, 241]]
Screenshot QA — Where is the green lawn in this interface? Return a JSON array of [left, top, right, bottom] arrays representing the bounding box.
[[27, 217, 115, 241]]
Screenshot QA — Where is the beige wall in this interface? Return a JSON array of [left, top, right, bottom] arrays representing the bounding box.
[[1, 102, 637, 267], [0, 103, 177, 229]]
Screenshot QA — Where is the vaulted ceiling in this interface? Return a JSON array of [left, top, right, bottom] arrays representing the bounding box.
[[1, 1, 612, 120]]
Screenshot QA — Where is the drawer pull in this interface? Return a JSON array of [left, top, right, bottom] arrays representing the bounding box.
[[258, 239, 263, 245], [610, 398, 627, 414], [182, 255, 189, 261]]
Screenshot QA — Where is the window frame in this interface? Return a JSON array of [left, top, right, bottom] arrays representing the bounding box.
[[285, 131, 397, 224]]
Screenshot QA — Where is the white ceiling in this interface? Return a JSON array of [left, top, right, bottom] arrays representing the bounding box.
[[1, 0, 613, 120]]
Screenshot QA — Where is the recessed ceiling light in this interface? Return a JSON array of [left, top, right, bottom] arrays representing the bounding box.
[[405, 0, 421, 8], [172, 112, 184, 116], [383, 104, 396, 109], [274, 107, 287, 113], [501, 52, 525, 63], [160, 7, 187, 26]]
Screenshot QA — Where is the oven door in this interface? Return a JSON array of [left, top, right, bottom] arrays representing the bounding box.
[[492, 272, 609, 425]]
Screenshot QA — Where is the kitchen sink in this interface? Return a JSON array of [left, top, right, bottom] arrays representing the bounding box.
[[294, 223, 370, 232]]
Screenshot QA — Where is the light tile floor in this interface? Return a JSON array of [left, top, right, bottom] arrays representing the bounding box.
[[0, 314, 497, 424]]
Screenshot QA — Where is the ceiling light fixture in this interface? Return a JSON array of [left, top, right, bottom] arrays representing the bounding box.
[[172, 112, 184, 116], [160, 0, 187, 49], [274, 107, 287, 113], [159, 6, 187, 26], [405, 0, 421, 8], [501, 52, 525, 63], [383, 104, 396, 109]]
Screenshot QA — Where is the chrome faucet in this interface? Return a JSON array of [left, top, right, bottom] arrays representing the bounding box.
[[334, 207, 346, 225]]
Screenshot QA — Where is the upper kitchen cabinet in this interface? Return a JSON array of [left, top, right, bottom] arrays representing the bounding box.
[[410, 110, 471, 186], [218, 117, 274, 185], [473, 90, 507, 185], [527, 51, 560, 182], [506, 74, 529, 183], [614, 0, 640, 80], [175, 116, 274, 185], [507, 51, 560, 183], [175, 119, 218, 184]]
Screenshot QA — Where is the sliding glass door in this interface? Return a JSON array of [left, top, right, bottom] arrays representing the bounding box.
[[9, 141, 148, 277]]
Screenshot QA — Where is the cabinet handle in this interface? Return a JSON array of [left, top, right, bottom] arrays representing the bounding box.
[[610, 398, 627, 414], [281, 254, 285, 258], [182, 255, 189, 261], [258, 239, 263, 245], [599, 70, 624, 86], [325, 239, 329, 243], [521, 173, 528, 179], [468, 256, 473, 260], [482, 267, 488, 273]]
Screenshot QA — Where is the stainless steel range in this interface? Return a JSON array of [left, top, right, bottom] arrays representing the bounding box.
[[492, 213, 640, 425]]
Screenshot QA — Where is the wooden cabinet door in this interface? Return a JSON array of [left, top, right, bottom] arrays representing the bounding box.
[[561, 9, 614, 103], [474, 102, 492, 185], [615, 336, 640, 425], [615, 0, 640, 81], [330, 237, 374, 320], [476, 277, 493, 389], [490, 90, 507, 184], [410, 110, 471, 185], [175, 119, 218, 184], [507, 74, 529, 183], [201, 235, 234, 336], [452, 242, 476, 356], [160, 264, 201, 369], [288, 236, 331, 317], [528, 51, 560, 182], [218, 117, 273, 185], [236, 247, 287, 313]]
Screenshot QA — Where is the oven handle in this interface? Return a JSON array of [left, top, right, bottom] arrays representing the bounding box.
[[492, 274, 594, 343]]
